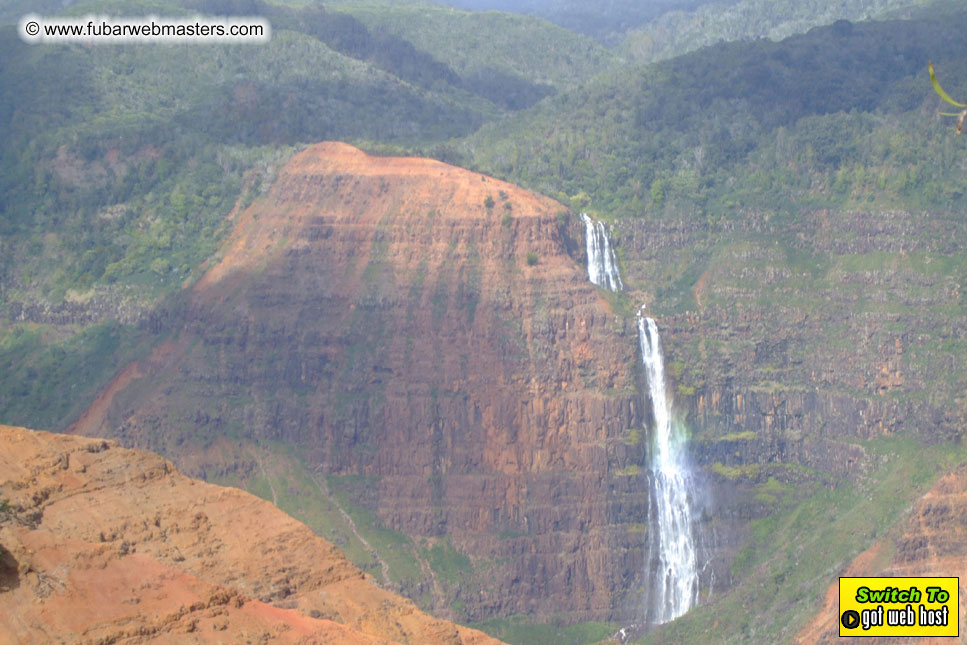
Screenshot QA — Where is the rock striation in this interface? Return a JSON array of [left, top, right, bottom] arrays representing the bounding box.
[[794, 463, 967, 644], [70, 142, 647, 622], [0, 424, 502, 644]]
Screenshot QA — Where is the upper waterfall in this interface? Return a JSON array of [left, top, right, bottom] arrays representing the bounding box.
[[580, 213, 623, 292]]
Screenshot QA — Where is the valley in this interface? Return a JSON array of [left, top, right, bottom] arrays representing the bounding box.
[[2, 0, 967, 643]]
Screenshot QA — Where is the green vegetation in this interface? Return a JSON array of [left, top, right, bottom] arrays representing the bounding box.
[[463, 13, 967, 223], [339, 3, 618, 94], [637, 438, 967, 644], [620, 0, 926, 65], [709, 462, 760, 480], [717, 431, 757, 442], [470, 615, 617, 645], [426, 537, 473, 584], [327, 474, 432, 601], [623, 427, 643, 446], [2, 0, 571, 309], [1, 0, 608, 451], [616, 464, 643, 476], [439, 0, 720, 46], [0, 322, 152, 431]]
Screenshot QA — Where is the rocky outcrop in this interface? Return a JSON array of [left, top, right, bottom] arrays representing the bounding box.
[[0, 424, 502, 644], [71, 143, 647, 623], [794, 463, 967, 643]]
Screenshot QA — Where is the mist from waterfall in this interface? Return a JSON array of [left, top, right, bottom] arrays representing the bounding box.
[[578, 212, 701, 627], [580, 213, 623, 291], [637, 310, 699, 624]]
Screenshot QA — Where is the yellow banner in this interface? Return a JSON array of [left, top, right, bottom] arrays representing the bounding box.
[[839, 577, 959, 637]]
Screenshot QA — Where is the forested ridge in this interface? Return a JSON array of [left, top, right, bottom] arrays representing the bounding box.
[[1, 0, 610, 302], [3, 2, 967, 642], [461, 11, 967, 224]]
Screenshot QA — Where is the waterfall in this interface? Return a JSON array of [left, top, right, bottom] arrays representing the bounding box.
[[637, 310, 699, 624], [575, 211, 701, 626], [580, 213, 623, 291]]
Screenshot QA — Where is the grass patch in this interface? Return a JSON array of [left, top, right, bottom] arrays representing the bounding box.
[[623, 427, 643, 446], [0, 322, 154, 431], [426, 537, 473, 585], [709, 462, 761, 480], [470, 616, 617, 645], [327, 474, 426, 596], [636, 437, 967, 644], [717, 431, 757, 442]]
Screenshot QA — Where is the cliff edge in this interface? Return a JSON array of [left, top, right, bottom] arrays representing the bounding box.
[[67, 142, 647, 621], [0, 424, 502, 644]]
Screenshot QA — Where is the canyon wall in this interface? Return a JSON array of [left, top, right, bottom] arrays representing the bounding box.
[[617, 207, 967, 572], [71, 143, 651, 623], [795, 463, 967, 643], [64, 143, 967, 630]]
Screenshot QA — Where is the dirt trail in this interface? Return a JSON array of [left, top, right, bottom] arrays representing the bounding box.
[[248, 447, 279, 507], [308, 467, 393, 589]]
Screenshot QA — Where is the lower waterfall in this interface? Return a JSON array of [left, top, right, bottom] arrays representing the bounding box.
[[637, 309, 700, 624]]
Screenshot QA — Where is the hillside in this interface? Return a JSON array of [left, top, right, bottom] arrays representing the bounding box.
[[0, 424, 502, 644], [3, 2, 967, 643], [795, 463, 967, 643], [62, 142, 652, 629], [619, 0, 926, 64], [2, 0, 612, 317], [336, 3, 619, 94], [0, 0, 611, 436], [463, 11, 967, 216], [453, 7, 967, 642], [434, 0, 714, 45]]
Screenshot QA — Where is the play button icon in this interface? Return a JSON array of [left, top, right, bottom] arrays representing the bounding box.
[[841, 610, 861, 630]]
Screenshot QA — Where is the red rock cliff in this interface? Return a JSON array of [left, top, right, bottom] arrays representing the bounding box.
[[71, 143, 647, 622], [0, 424, 502, 644]]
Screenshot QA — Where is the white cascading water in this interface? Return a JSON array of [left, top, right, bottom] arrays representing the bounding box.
[[637, 310, 699, 624], [578, 214, 700, 628], [580, 213, 623, 291]]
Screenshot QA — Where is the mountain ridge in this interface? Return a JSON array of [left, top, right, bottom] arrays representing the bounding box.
[[64, 141, 655, 625], [0, 423, 503, 644]]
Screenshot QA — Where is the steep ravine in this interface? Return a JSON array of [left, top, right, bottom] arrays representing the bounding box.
[[69, 142, 650, 623]]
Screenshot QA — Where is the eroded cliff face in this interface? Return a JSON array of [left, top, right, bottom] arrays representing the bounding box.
[[71, 143, 647, 622], [0, 424, 502, 645], [616, 207, 967, 580], [795, 463, 967, 644]]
